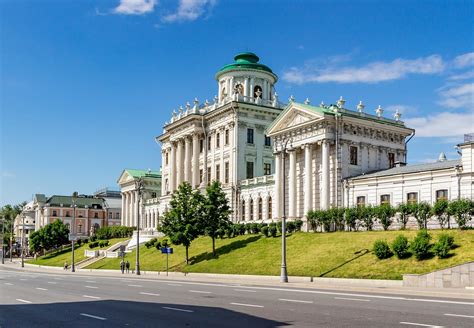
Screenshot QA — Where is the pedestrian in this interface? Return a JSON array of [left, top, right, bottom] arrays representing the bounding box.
[[64, 261, 68, 271], [120, 260, 125, 274], [125, 260, 130, 274]]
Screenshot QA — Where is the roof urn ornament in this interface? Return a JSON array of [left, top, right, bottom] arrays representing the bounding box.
[[375, 105, 383, 118], [438, 152, 447, 162], [304, 98, 310, 105], [178, 106, 184, 115], [336, 96, 346, 109], [320, 101, 325, 107], [357, 101, 365, 113], [289, 95, 295, 102], [214, 95, 218, 103], [394, 109, 401, 122], [204, 99, 210, 107], [185, 102, 191, 111]]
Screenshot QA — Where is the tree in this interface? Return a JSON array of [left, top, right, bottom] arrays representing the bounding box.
[[202, 181, 232, 256], [432, 199, 449, 229], [396, 203, 411, 230], [448, 199, 473, 229], [344, 207, 358, 231], [161, 182, 204, 264], [358, 205, 375, 231], [410, 202, 431, 230], [374, 204, 396, 231], [328, 207, 345, 231], [28, 220, 69, 255]]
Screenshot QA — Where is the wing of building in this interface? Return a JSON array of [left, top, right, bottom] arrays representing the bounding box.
[[116, 52, 473, 230]]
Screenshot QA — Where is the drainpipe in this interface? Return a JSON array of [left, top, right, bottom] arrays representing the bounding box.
[[404, 130, 415, 163]]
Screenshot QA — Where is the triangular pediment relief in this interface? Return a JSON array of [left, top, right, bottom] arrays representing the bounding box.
[[117, 170, 135, 185], [267, 104, 324, 135]]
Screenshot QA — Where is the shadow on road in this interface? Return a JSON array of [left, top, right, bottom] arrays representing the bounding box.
[[0, 300, 289, 328], [319, 248, 371, 277]]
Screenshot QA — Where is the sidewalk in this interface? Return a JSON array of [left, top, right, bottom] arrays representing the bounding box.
[[2, 260, 473, 300]]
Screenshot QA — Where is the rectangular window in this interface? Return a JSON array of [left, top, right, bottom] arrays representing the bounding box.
[[151, 192, 157, 198], [225, 129, 229, 145], [199, 169, 203, 184], [246, 161, 254, 179], [94, 212, 99, 218], [200, 139, 204, 153], [350, 146, 358, 165], [52, 210, 57, 217], [108, 212, 112, 219], [65, 211, 70, 217], [216, 132, 220, 148], [380, 194, 391, 205], [247, 128, 254, 144], [207, 167, 211, 185], [225, 162, 229, 184], [165, 178, 169, 194], [215, 164, 220, 182], [208, 136, 212, 150], [407, 192, 418, 205], [264, 163, 271, 175], [264, 136, 271, 147], [165, 152, 169, 165], [356, 196, 366, 207], [436, 189, 448, 201], [388, 152, 395, 168]]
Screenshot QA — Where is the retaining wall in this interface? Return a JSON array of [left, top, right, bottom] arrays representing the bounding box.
[[403, 262, 474, 288]]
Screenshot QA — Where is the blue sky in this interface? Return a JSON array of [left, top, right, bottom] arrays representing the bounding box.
[[1, 0, 473, 206]]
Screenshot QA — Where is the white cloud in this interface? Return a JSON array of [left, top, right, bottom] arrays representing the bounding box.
[[453, 52, 474, 69], [438, 82, 474, 109], [113, 0, 157, 15], [405, 111, 474, 137], [163, 0, 216, 23], [385, 104, 417, 115], [283, 55, 444, 84], [448, 70, 474, 81]]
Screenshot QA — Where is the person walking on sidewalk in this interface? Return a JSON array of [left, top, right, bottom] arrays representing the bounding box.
[[64, 261, 68, 271], [120, 260, 125, 274], [125, 260, 130, 274]]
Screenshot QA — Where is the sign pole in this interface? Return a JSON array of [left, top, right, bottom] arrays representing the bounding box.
[[166, 252, 169, 276]]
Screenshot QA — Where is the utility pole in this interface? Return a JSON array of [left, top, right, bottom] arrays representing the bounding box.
[[21, 214, 25, 268], [135, 178, 144, 275]]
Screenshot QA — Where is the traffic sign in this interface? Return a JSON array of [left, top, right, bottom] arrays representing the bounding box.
[[161, 247, 173, 254]]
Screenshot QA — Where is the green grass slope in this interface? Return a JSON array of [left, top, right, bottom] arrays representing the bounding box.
[[86, 230, 474, 280]]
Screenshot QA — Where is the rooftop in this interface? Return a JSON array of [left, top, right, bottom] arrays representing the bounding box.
[[216, 52, 275, 77]]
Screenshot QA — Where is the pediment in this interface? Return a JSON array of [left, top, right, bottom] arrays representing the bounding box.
[[117, 170, 135, 185], [266, 103, 325, 135]]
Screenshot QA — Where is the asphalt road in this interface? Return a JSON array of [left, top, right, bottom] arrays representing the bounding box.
[[0, 267, 472, 327]]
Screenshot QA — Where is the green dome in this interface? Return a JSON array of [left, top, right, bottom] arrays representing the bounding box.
[[217, 52, 275, 75]]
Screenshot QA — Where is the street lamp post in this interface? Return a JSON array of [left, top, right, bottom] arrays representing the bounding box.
[[135, 178, 144, 275], [10, 218, 13, 262], [1, 218, 5, 265], [278, 138, 291, 283], [71, 192, 78, 272], [21, 214, 25, 268]]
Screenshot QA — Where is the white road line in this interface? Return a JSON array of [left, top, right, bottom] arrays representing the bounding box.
[[408, 298, 473, 306], [444, 313, 474, 318], [82, 295, 101, 299], [234, 289, 256, 293], [80, 313, 107, 321], [278, 298, 313, 304], [230, 302, 264, 308], [4, 282, 13, 286], [36, 288, 48, 291], [189, 290, 212, 294], [162, 306, 193, 313], [127, 284, 143, 287], [335, 297, 371, 302], [47, 281, 57, 284], [400, 322, 444, 328], [16, 299, 32, 304], [85, 280, 96, 283], [85, 286, 98, 289], [140, 292, 160, 296], [19, 279, 27, 281], [167, 283, 182, 286], [54, 278, 62, 280]]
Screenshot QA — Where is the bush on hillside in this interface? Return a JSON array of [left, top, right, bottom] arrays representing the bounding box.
[[250, 223, 260, 234], [88, 241, 99, 249], [432, 234, 455, 259], [94, 226, 134, 240], [391, 235, 410, 259], [286, 221, 296, 233], [294, 219, 304, 232], [411, 230, 432, 260], [373, 240, 392, 259], [269, 224, 278, 237], [261, 226, 270, 237]]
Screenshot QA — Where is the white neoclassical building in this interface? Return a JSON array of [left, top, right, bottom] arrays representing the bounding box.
[[119, 52, 473, 229]]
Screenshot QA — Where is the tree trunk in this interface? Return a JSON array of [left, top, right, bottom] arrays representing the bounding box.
[[185, 246, 189, 264], [212, 237, 216, 256]]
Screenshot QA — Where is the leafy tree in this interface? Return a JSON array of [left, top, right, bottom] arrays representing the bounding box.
[[396, 203, 411, 230], [307, 210, 320, 232], [432, 199, 449, 229], [328, 208, 345, 231], [410, 202, 431, 230], [161, 182, 204, 264], [391, 235, 410, 259], [28, 220, 69, 254], [448, 199, 473, 229], [374, 204, 395, 231], [344, 207, 358, 231], [358, 205, 375, 231], [411, 230, 432, 260]]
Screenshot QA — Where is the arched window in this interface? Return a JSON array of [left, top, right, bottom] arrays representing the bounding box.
[[268, 197, 272, 219], [253, 85, 262, 99], [258, 198, 263, 220], [249, 199, 254, 220], [221, 87, 227, 100], [241, 200, 245, 221], [234, 83, 243, 95]]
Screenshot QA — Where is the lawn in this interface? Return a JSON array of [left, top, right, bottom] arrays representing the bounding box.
[[28, 238, 129, 267], [85, 230, 474, 280]]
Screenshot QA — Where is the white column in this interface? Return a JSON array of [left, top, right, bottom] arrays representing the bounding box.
[[288, 149, 297, 218], [177, 139, 184, 186], [161, 150, 167, 195], [263, 80, 268, 100], [304, 144, 313, 215], [184, 136, 191, 183], [246, 199, 251, 221], [274, 152, 282, 219], [121, 193, 126, 226], [229, 123, 235, 184], [192, 134, 200, 188], [321, 140, 330, 210], [250, 78, 254, 99], [170, 143, 176, 191], [244, 77, 249, 99], [130, 191, 136, 227], [220, 129, 225, 182], [125, 192, 130, 227], [263, 196, 269, 220]]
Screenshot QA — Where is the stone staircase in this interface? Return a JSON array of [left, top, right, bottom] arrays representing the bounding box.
[[76, 239, 130, 269]]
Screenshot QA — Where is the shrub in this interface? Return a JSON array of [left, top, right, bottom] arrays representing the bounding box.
[[294, 219, 303, 232], [216, 228, 226, 239], [286, 221, 296, 233], [359, 206, 375, 231], [411, 230, 432, 260], [245, 223, 252, 234], [307, 210, 321, 232], [261, 226, 270, 237], [448, 199, 473, 229], [88, 241, 98, 249], [90, 235, 97, 242], [375, 204, 395, 231], [250, 223, 260, 234], [391, 235, 410, 259], [432, 199, 449, 229], [94, 226, 135, 240], [161, 238, 169, 247], [225, 227, 234, 239], [155, 241, 162, 250], [76, 239, 82, 247], [83, 238, 89, 244], [432, 234, 455, 259], [344, 208, 358, 231], [98, 241, 105, 248], [269, 225, 277, 237], [258, 223, 268, 231], [410, 202, 431, 230], [373, 240, 392, 259], [396, 203, 411, 230]]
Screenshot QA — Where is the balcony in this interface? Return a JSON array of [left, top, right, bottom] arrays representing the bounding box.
[[239, 175, 275, 188]]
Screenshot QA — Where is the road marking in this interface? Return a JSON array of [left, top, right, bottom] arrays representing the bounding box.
[[4, 282, 13, 286], [47, 281, 57, 284], [162, 306, 193, 313], [278, 298, 313, 304], [85, 280, 96, 283], [444, 313, 474, 318], [400, 322, 444, 328], [19, 278, 27, 281], [36, 288, 48, 291], [408, 298, 473, 306], [189, 290, 211, 294], [335, 297, 370, 302], [85, 285, 98, 289], [230, 302, 264, 308], [82, 295, 101, 299], [167, 283, 182, 286], [53, 277, 62, 280], [140, 292, 160, 296], [80, 313, 107, 321], [234, 289, 256, 293], [127, 284, 143, 287], [16, 299, 32, 304]]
